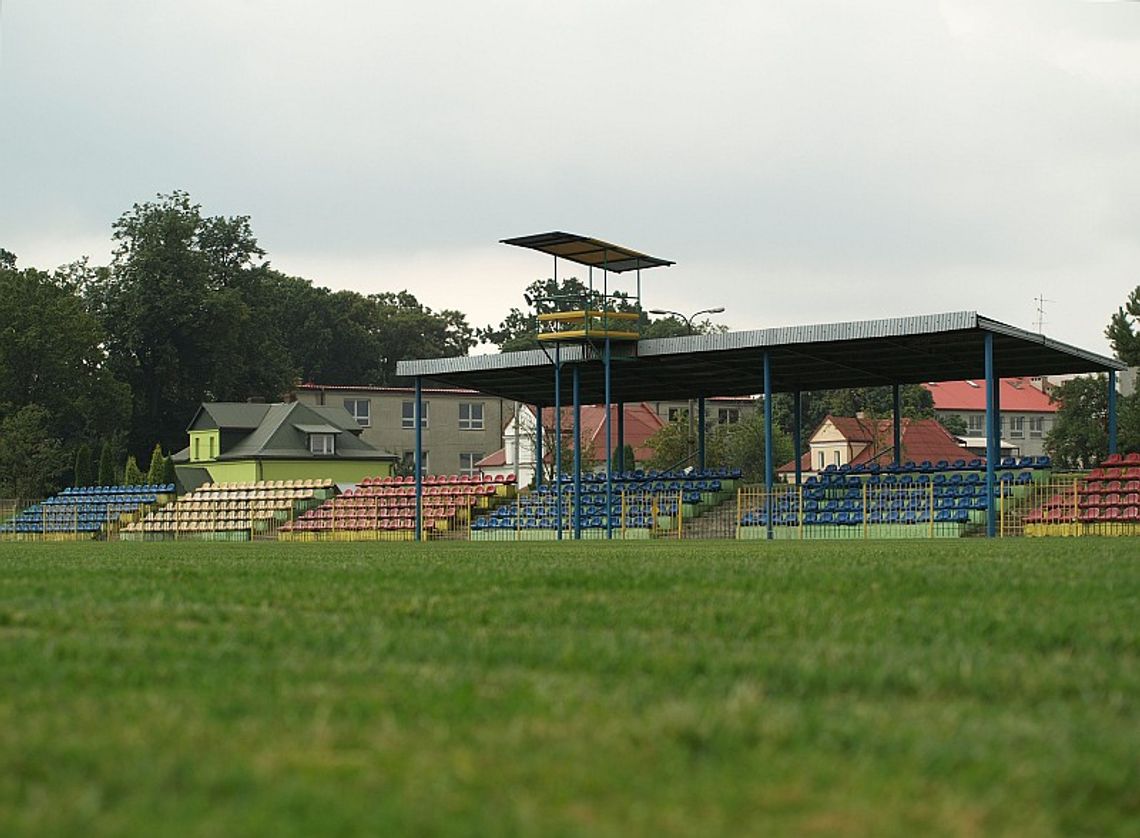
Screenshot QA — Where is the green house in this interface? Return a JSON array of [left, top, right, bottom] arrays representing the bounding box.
[[174, 402, 397, 490]]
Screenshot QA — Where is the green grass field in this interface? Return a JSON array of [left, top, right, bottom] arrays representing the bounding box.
[[1, 539, 1137, 836]]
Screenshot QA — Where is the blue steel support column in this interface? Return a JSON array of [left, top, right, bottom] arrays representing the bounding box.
[[616, 401, 625, 473], [554, 345, 563, 540], [1108, 370, 1118, 456], [572, 363, 582, 539], [764, 351, 774, 541], [984, 333, 997, 538], [698, 397, 707, 471], [793, 390, 803, 487], [534, 405, 543, 489], [892, 384, 902, 466], [604, 338, 613, 539], [414, 377, 423, 542]]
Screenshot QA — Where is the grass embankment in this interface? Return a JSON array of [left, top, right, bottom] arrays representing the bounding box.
[[1, 539, 1137, 836]]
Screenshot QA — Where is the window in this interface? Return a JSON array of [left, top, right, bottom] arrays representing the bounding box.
[[717, 408, 740, 425], [967, 414, 984, 432], [833, 451, 841, 466], [209, 435, 215, 459], [818, 451, 825, 470], [459, 402, 485, 431], [343, 398, 370, 427], [1030, 416, 1044, 437], [459, 452, 484, 476], [193, 437, 200, 461], [1010, 416, 1024, 438], [401, 401, 429, 429], [402, 450, 428, 477], [310, 434, 336, 455], [667, 407, 689, 422]]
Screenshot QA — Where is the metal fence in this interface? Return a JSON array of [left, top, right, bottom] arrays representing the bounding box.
[[469, 489, 685, 541], [0, 498, 153, 542], [7, 470, 1139, 544]]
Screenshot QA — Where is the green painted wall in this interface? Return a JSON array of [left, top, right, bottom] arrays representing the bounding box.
[[259, 460, 393, 483], [189, 430, 220, 462], [189, 459, 394, 485]]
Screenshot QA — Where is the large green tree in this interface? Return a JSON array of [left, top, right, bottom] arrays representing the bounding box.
[[1045, 376, 1109, 468], [1106, 287, 1140, 367], [0, 256, 130, 490], [85, 192, 296, 454], [644, 412, 793, 482], [0, 405, 68, 499]]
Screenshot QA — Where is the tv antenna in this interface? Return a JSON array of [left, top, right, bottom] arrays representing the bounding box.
[[1034, 293, 1053, 333]]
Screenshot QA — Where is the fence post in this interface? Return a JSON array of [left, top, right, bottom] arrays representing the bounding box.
[[677, 489, 683, 540], [862, 482, 869, 540], [1072, 478, 1080, 537], [929, 482, 935, 539]]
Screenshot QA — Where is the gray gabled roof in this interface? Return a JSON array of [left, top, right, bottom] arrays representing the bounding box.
[[397, 310, 1123, 406], [187, 402, 273, 432], [188, 401, 395, 461]]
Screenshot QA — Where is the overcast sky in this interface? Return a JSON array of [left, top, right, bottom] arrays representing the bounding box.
[[2, 1, 1138, 359]]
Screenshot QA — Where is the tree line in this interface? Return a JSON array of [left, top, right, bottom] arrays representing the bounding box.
[[0, 192, 475, 497], [3, 190, 1138, 496]]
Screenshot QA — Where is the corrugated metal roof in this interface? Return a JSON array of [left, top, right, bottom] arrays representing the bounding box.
[[396, 310, 1123, 406]]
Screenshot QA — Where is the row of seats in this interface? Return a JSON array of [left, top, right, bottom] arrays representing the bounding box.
[[742, 508, 972, 526], [1, 484, 168, 536], [120, 480, 326, 539], [1103, 452, 1140, 466], [1086, 467, 1140, 481], [279, 474, 512, 537], [342, 484, 500, 498], [1021, 461, 1140, 528], [816, 456, 1050, 476], [58, 483, 175, 496], [565, 468, 742, 483], [361, 474, 518, 486], [806, 470, 1035, 488]]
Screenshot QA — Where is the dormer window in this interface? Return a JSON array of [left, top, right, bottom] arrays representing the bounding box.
[[310, 434, 336, 455]]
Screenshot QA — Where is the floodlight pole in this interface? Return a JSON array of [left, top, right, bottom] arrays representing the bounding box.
[[984, 333, 997, 538]]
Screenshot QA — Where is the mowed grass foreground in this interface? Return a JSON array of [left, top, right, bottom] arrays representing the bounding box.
[[1, 540, 1137, 837]]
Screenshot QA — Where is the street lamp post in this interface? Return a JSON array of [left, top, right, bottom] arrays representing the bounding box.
[[647, 307, 725, 464]]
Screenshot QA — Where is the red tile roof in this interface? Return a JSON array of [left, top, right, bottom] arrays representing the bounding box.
[[923, 378, 1057, 413], [778, 417, 969, 472], [538, 404, 664, 462]]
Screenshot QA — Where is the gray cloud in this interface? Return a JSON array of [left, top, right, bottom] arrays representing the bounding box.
[[2, 0, 1137, 356]]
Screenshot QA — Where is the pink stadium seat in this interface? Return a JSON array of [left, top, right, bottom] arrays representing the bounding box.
[[1125, 452, 1140, 465], [1104, 453, 1123, 466]]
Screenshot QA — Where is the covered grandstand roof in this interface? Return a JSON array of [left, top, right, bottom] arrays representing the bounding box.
[[397, 311, 1124, 407]]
